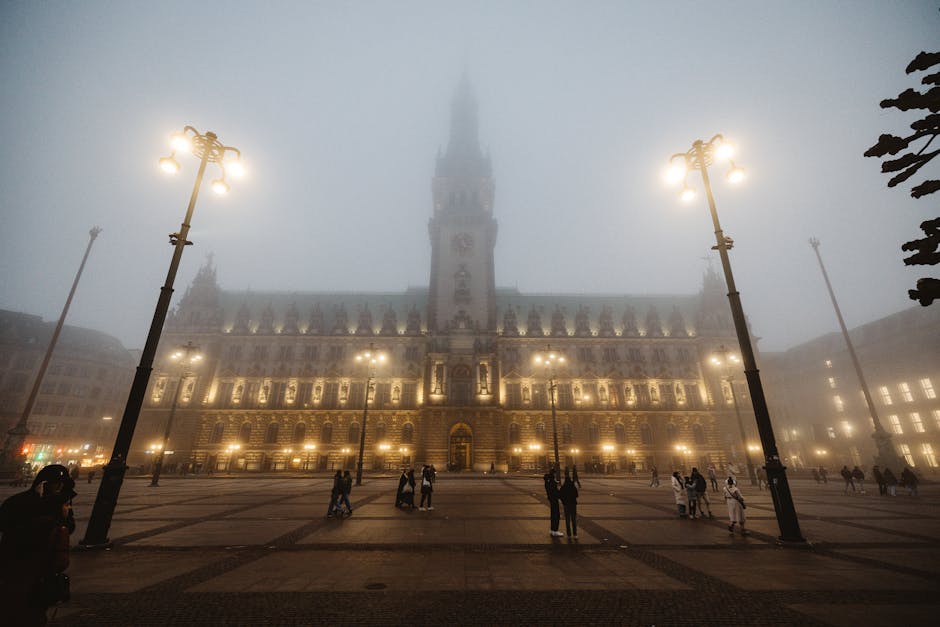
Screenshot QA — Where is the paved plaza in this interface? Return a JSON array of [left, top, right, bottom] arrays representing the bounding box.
[[5, 473, 938, 626]]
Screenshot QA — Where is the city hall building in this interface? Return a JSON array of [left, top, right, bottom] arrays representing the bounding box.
[[134, 80, 748, 474]]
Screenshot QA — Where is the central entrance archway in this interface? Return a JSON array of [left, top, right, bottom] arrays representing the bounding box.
[[449, 422, 473, 471]]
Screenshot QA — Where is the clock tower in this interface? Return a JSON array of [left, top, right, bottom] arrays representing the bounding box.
[[427, 74, 498, 333]]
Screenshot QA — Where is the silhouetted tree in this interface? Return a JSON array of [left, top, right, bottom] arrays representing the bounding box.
[[865, 51, 940, 305]]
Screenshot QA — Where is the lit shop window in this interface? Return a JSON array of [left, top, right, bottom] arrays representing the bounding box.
[[899, 382, 914, 402], [910, 413, 925, 433], [921, 378, 936, 399], [923, 444, 938, 468], [827, 377, 836, 389], [899, 443, 915, 467], [889, 415, 903, 435], [833, 395, 844, 412], [879, 386, 893, 406], [933, 410, 940, 430]]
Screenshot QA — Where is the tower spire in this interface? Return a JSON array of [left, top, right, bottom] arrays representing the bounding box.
[[437, 72, 490, 178]]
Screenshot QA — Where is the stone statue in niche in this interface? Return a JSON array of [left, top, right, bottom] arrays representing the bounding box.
[[233, 384, 244, 403], [523, 385, 530, 402], [452, 309, 472, 330], [479, 363, 489, 394], [182, 378, 195, 402], [454, 265, 471, 304], [286, 383, 296, 402], [574, 386, 582, 400], [599, 386, 608, 403], [433, 363, 445, 394], [392, 385, 401, 402], [650, 385, 660, 403], [260, 384, 270, 403], [314, 385, 322, 402], [624, 385, 634, 404], [340, 383, 349, 401], [675, 383, 686, 404], [722, 382, 733, 404], [152, 378, 166, 403]]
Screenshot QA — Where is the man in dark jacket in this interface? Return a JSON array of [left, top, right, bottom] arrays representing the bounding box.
[[872, 465, 886, 496], [544, 468, 562, 537], [0, 464, 76, 626], [691, 467, 713, 518], [560, 472, 579, 538]]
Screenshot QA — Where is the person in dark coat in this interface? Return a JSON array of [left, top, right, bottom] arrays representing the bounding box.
[[900, 467, 919, 496], [871, 465, 886, 496], [572, 464, 581, 489], [883, 467, 898, 496], [560, 471, 579, 538], [0, 464, 76, 626], [395, 469, 408, 507], [340, 470, 353, 514], [326, 470, 343, 517], [419, 465, 434, 511], [544, 469, 562, 536]]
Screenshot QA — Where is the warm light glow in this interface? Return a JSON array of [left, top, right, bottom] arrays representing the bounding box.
[[159, 156, 180, 174], [727, 165, 745, 184], [663, 161, 687, 185], [170, 133, 191, 152], [679, 186, 696, 202], [602, 444, 615, 452], [225, 159, 245, 178], [102, 416, 112, 421], [713, 140, 735, 161], [304, 444, 316, 450], [211, 178, 230, 195]]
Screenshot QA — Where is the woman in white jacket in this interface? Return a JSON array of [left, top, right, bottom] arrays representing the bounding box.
[[671, 471, 688, 518], [723, 477, 748, 535]]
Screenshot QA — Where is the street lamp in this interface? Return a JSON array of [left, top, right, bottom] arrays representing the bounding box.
[[665, 135, 804, 543], [82, 127, 243, 549], [354, 343, 387, 486], [149, 342, 202, 487], [533, 347, 566, 481], [709, 346, 757, 486]]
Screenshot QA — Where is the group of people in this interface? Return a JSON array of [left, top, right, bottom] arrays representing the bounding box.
[[395, 465, 436, 510], [671, 468, 748, 535], [819, 464, 920, 497], [0, 464, 76, 625], [326, 469, 354, 517], [544, 466, 580, 538]]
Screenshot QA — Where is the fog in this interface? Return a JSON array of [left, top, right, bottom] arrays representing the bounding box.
[[1, 1, 937, 352]]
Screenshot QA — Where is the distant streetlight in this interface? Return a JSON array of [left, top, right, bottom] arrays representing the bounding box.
[[710, 345, 757, 486], [150, 342, 203, 487], [533, 347, 566, 481], [354, 344, 387, 486], [82, 127, 243, 549], [664, 135, 803, 543]]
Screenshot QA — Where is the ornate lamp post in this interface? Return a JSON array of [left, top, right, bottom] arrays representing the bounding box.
[[354, 343, 387, 486], [149, 342, 202, 487], [81, 127, 243, 548], [664, 135, 804, 543], [533, 347, 565, 481], [710, 346, 757, 485]]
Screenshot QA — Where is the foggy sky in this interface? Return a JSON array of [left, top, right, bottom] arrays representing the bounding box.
[[1, 1, 937, 353]]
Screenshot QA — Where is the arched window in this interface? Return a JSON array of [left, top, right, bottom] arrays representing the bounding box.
[[401, 422, 414, 444], [535, 422, 546, 443], [320, 422, 332, 444], [562, 422, 572, 444], [692, 423, 706, 445], [374, 421, 387, 441], [666, 423, 678, 441], [209, 421, 224, 444], [348, 422, 360, 444], [509, 423, 521, 445], [238, 422, 252, 444], [640, 423, 653, 445], [264, 422, 279, 444], [589, 423, 600, 444], [614, 422, 626, 444], [293, 422, 306, 444]]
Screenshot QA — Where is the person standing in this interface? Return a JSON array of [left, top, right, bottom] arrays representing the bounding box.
[[671, 471, 688, 518], [572, 464, 582, 489], [691, 467, 713, 519], [419, 465, 434, 511], [395, 469, 408, 508], [871, 465, 886, 496], [340, 470, 353, 515], [811, 467, 821, 484], [649, 466, 660, 488], [0, 464, 77, 626], [326, 470, 343, 518], [560, 471, 579, 539], [819, 466, 828, 484], [685, 476, 698, 519], [707, 465, 718, 493], [755, 467, 767, 491], [883, 467, 898, 496], [900, 467, 919, 496], [544, 469, 563, 536], [840, 465, 855, 495], [851, 466, 866, 494], [723, 477, 748, 535]]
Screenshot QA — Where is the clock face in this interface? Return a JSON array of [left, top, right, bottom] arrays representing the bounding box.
[[452, 233, 474, 256]]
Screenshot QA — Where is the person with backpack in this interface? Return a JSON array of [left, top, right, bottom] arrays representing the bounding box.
[[691, 467, 713, 518]]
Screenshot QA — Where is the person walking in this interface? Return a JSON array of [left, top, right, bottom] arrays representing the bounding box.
[[691, 467, 714, 519], [544, 468, 563, 536], [685, 476, 698, 519], [671, 471, 688, 518], [819, 466, 828, 484], [649, 466, 660, 488], [0, 464, 77, 625], [340, 470, 353, 515], [883, 467, 898, 496], [851, 466, 866, 494], [840, 465, 855, 495], [401, 469, 416, 509], [560, 471, 579, 539], [755, 467, 767, 491], [723, 477, 748, 535], [419, 465, 434, 511], [900, 467, 919, 496], [811, 467, 821, 484], [871, 465, 886, 496], [707, 465, 719, 493], [326, 470, 343, 518], [572, 464, 581, 489], [395, 469, 408, 508]]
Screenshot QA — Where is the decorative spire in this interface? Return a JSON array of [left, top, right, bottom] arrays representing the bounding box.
[[436, 72, 491, 178]]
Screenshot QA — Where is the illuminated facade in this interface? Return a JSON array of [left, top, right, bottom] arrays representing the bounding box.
[[134, 79, 748, 473], [0, 309, 133, 468], [763, 305, 940, 474]]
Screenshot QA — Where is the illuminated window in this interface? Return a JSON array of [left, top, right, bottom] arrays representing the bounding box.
[[923, 444, 938, 468], [833, 395, 844, 412], [889, 415, 903, 434], [825, 360, 832, 368], [827, 377, 836, 389], [899, 382, 914, 402], [921, 378, 936, 399], [827, 427, 837, 440], [879, 386, 893, 406], [841, 420, 854, 437], [911, 412, 925, 433], [933, 410, 940, 430], [899, 443, 915, 467]]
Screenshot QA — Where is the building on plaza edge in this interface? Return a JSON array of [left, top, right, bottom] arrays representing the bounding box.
[[133, 77, 754, 474]]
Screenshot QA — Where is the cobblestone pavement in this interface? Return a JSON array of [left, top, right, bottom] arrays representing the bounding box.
[[4, 474, 936, 626]]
